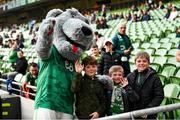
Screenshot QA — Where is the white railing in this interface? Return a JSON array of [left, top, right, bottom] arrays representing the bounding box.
[[97, 103, 180, 120], [0, 78, 36, 97]]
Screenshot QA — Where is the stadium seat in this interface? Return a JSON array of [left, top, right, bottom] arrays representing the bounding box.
[[164, 83, 180, 98], [14, 73, 23, 83], [169, 68, 180, 85], [153, 56, 167, 67], [153, 48, 168, 56]]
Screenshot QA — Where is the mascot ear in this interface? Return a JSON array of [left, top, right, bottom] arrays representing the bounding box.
[[46, 9, 63, 19], [39, 18, 56, 37]]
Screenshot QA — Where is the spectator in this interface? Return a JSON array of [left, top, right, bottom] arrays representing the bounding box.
[[164, 8, 171, 19], [31, 31, 38, 45], [109, 65, 127, 114], [123, 51, 164, 119], [2, 50, 28, 79], [112, 19, 133, 76], [141, 10, 151, 21], [158, 1, 165, 9], [176, 43, 180, 62], [90, 44, 101, 61], [22, 62, 39, 100], [98, 39, 122, 75], [94, 32, 105, 51], [71, 56, 106, 119], [1, 50, 28, 95], [101, 4, 107, 17], [8, 39, 20, 66], [176, 26, 180, 38], [168, 6, 178, 20]]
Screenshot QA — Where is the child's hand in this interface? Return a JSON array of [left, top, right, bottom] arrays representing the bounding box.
[[89, 112, 99, 119], [75, 60, 84, 73], [120, 78, 129, 87], [141, 113, 147, 119]]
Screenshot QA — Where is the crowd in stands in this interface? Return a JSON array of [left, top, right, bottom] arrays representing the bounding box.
[[0, 0, 179, 119]]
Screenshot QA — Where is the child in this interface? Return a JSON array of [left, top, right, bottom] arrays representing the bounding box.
[[109, 65, 128, 114], [98, 38, 122, 75], [71, 56, 106, 119], [91, 44, 101, 61], [124, 51, 164, 119]]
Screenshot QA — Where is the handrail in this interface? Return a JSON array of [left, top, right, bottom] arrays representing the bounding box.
[[97, 103, 180, 120], [0, 78, 36, 97]]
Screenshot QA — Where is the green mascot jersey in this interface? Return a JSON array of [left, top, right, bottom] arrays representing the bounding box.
[[34, 45, 75, 114]]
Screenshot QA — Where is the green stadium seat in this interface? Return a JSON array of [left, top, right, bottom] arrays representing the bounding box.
[[166, 48, 177, 56], [164, 83, 180, 98], [169, 68, 180, 85], [150, 63, 161, 73], [160, 43, 173, 50], [160, 64, 177, 82], [14, 73, 23, 83], [149, 43, 161, 50], [154, 48, 168, 56], [153, 56, 167, 66], [140, 42, 151, 49], [149, 38, 159, 43]]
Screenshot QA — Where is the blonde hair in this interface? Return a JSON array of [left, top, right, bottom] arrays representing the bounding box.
[[109, 65, 124, 76], [135, 51, 150, 63]]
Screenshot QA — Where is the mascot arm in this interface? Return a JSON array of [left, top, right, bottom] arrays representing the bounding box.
[[96, 75, 114, 90], [36, 18, 55, 60]]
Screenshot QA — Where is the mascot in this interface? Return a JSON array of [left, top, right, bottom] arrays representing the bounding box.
[[34, 8, 93, 119]]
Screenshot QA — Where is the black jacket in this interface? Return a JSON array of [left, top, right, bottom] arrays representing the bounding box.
[[97, 51, 122, 75], [71, 74, 106, 119], [122, 67, 164, 119], [13, 57, 28, 75]]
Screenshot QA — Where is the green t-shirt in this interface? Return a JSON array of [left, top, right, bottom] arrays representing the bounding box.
[[111, 84, 124, 114], [8, 50, 18, 63], [34, 45, 75, 115], [25, 72, 38, 86]]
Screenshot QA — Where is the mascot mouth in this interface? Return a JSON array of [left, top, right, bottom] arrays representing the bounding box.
[[65, 35, 86, 50]]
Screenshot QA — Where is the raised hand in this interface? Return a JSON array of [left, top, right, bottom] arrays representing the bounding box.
[[75, 60, 84, 73], [120, 77, 129, 87]]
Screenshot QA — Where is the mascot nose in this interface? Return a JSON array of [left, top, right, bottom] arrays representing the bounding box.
[[81, 26, 92, 36]]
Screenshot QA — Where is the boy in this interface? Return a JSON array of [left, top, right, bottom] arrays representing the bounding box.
[[71, 56, 106, 119], [124, 51, 164, 119], [91, 44, 101, 61], [109, 65, 128, 114], [98, 39, 122, 75]]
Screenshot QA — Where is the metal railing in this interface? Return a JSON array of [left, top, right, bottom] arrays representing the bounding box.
[[97, 103, 180, 120], [0, 78, 36, 98]]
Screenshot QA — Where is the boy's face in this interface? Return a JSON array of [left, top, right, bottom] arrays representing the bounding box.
[[84, 64, 97, 77], [135, 57, 149, 72], [111, 71, 123, 84], [104, 42, 113, 52], [91, 47, 99, 56]]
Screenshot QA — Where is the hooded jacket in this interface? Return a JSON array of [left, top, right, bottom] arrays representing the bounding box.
[[122, 67, 164, 119]]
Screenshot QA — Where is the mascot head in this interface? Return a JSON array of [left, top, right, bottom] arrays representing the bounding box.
[[44, 8, 93, 61]]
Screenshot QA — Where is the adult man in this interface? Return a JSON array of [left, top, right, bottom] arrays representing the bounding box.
[[112, 19, 133, 76], [22, 62, 38, 99]]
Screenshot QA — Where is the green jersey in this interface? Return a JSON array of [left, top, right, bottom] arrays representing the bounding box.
[[25, 72, 38, 86], [34, 45, 75, 115], [111, 84, 124, 114]]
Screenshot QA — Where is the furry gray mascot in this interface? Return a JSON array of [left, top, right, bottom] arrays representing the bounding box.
[[34, 8, 93, 119]]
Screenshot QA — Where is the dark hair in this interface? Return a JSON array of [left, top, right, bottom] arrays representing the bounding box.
[[91, 43, 98, 48], [29, 62, 38, 68], [82, 56, 97, 67]]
